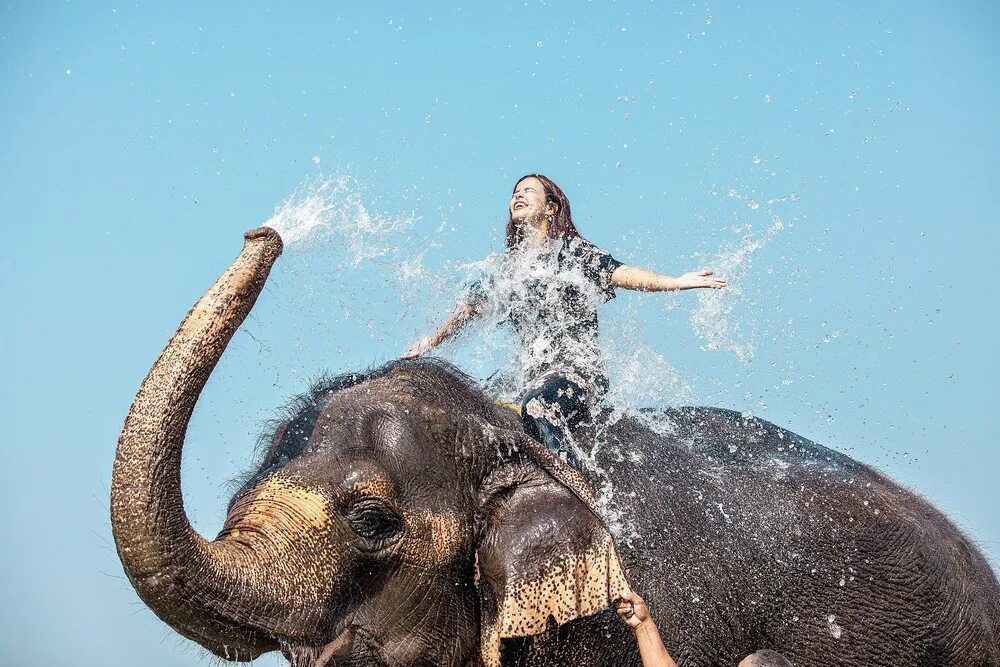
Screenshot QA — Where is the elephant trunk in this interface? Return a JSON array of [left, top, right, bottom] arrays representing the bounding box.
[[111, 227, 320, 660]]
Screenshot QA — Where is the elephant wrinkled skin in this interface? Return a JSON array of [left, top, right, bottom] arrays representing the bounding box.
[[111, 228, 1000, 666]]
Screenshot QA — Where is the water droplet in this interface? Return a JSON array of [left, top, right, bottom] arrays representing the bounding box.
[[752, 155, 761, 164], [311, 156, 321, 165], [827, 615, 843, 639]]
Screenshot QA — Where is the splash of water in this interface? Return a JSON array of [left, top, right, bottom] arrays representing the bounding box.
[[263, 173, 415, 264], [690, 214, 785, 365], [263, 174, 350, 245], [454, 241, 643, 402]]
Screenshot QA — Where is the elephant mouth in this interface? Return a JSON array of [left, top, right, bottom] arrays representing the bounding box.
[[310, 628, 353, 667], [288, 626, 385, 667]]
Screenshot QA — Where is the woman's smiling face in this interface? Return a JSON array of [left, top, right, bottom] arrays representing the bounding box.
[[510, 177, 555, 223]]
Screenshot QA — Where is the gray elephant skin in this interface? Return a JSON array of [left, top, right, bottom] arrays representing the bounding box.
[[111, 228, 1000, 666]]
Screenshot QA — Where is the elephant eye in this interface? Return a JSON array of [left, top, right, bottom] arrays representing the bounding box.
[[348, 500, 402, 543]]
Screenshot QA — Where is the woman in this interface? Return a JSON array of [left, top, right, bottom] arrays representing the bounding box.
[[403, 174, 725, 466]]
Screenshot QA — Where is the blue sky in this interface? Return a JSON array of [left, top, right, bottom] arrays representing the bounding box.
[[1, 2, 997, 664]]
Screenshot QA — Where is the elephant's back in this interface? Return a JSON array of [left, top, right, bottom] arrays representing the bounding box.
[[577, 406, 1000, 666], [638, 405, 861, 473], [582, 405, 884, 548]]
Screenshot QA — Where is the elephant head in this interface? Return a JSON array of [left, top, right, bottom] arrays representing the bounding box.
[[111, 228, 630, 666]]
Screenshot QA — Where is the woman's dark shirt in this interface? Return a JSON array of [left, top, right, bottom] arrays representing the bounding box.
[[471, 236, 622, 389]]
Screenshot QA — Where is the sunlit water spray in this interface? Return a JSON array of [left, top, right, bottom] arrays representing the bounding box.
[[264, 173, 416, 263], [255, 173, 442, 371], [691, 202, 788, 365]]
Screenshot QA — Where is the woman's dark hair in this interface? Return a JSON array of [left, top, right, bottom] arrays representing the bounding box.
[[505, 174, 581, 249]]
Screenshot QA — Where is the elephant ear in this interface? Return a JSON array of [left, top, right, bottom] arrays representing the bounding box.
[[473, 421, 631, 667]]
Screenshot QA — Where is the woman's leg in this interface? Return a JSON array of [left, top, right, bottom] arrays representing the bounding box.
[[520, 368, 592, 467]]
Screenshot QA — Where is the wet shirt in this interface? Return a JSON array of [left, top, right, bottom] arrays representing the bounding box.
[[471, 236, 622, 389]]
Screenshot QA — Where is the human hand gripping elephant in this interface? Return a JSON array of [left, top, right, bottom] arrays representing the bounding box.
[[113, 228, 1000, 666]]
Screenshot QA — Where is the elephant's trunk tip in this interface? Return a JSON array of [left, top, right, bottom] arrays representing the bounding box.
[[247, 226, 285, 254]]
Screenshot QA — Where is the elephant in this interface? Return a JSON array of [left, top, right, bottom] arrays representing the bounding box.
[[111, 227, 1000, 666]]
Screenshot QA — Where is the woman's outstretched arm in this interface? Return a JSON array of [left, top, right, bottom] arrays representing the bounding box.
[[616, 592, 678, 667], [401, 301, 482, 358], [611, 264, 727, 292]]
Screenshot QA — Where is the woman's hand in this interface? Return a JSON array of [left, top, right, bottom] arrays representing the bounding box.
[[616, 592, 652, 629], [676, 269, 726, 290], [401, 337, 432, 359]]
